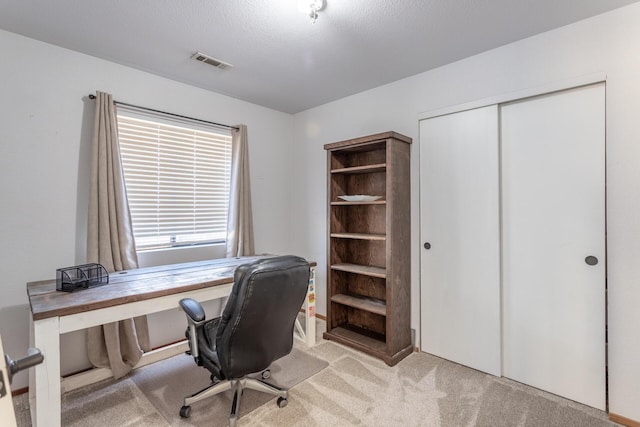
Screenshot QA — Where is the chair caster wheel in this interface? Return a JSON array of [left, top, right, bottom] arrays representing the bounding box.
[[277, 397, 288, 408], [180, 405, 192, 418], [261, 369, 271, 379]]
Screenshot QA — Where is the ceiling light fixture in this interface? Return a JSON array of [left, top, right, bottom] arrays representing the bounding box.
[[298, 0, 326, 24]]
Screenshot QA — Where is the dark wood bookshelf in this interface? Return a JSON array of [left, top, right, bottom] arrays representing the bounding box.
[[323, 131, 412, 366]]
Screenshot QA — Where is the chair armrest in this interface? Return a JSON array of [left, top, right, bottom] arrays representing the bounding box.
[[179, 298, 206, 322]]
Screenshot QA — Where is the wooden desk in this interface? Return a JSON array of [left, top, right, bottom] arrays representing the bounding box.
[[27, 256, 317, 427]]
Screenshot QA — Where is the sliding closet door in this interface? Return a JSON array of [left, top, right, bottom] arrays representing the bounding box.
[[419, 106, 501, 376], [501, 83, 606, 409]]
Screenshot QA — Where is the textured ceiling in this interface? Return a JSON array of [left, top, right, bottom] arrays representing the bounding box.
[[1, 0, 638, 113]]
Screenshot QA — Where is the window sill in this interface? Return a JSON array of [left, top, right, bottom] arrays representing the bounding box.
[[137, 241, 225, 254], [137, 242, 227, 268]]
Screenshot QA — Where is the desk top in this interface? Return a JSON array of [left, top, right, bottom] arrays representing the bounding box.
[[28, 255, 314, 321]]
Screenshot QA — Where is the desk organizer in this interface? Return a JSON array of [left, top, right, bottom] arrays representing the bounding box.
[[56, 263, 109, 292]]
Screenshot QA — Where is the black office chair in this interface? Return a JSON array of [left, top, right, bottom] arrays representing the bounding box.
[[178, 255, 311, 426]]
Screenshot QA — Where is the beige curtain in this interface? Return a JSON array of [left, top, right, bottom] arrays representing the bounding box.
[[86, 91, 150, 379], [226, 124, 255, 257]]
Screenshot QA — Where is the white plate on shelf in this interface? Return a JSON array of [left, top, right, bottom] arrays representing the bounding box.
[[338, 195, 382, 202]]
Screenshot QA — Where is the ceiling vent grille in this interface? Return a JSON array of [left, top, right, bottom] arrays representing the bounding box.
[[191, 52, 232, 70]]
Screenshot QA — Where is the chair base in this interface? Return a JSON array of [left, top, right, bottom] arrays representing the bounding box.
[[181, 375, 288, 427]]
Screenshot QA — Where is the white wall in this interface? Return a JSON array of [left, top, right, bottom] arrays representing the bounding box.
[[0, 29, 295, 390], [292, 3, 640, 421]]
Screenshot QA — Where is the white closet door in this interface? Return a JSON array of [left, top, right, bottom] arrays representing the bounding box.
[[501, 83, 606, 409], [420, 105, 501, 376]]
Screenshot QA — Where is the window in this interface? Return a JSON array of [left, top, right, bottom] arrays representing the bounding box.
[[117, 109, 232, 251]]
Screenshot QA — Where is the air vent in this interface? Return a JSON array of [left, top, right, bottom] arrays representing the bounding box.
[[191, 52, 232, 70]]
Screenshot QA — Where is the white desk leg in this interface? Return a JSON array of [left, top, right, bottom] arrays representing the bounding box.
[[30, 317, 61, 427], [306, 267, 316, 346]]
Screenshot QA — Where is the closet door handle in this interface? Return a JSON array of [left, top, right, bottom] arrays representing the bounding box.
[[423, 242, 431, 250], [585, 256, 598, 266]]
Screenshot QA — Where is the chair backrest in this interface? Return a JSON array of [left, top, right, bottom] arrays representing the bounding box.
[[215, 255, 310, 379]]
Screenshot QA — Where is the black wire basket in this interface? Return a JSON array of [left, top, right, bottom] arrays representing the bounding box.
[[56, 263, 109, 292]]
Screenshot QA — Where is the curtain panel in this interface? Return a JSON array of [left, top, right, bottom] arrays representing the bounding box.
[[86, 91, 150, 379], [226, 124, 255, 257]]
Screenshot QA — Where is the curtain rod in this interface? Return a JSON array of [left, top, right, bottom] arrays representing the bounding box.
[[88, 94, 239, 131]]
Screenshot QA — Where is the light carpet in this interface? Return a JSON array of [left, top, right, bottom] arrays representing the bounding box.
[[12, 345, 328, 427], [60, 377, 169, 427], [241, 341, 620, 427], [13, 322, 622, 426], [130, 347, 328, 426]]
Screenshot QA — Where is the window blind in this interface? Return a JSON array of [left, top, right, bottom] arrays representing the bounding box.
[[117, 113, 232, 251]]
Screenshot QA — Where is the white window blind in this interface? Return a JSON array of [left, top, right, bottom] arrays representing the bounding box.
[[117, 111, 232, 251]]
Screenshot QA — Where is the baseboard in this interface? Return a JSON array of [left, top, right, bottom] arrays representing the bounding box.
[[610, 413, 640, 427], [10, 386, 28, 396], [299, 308, 326, 321]]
